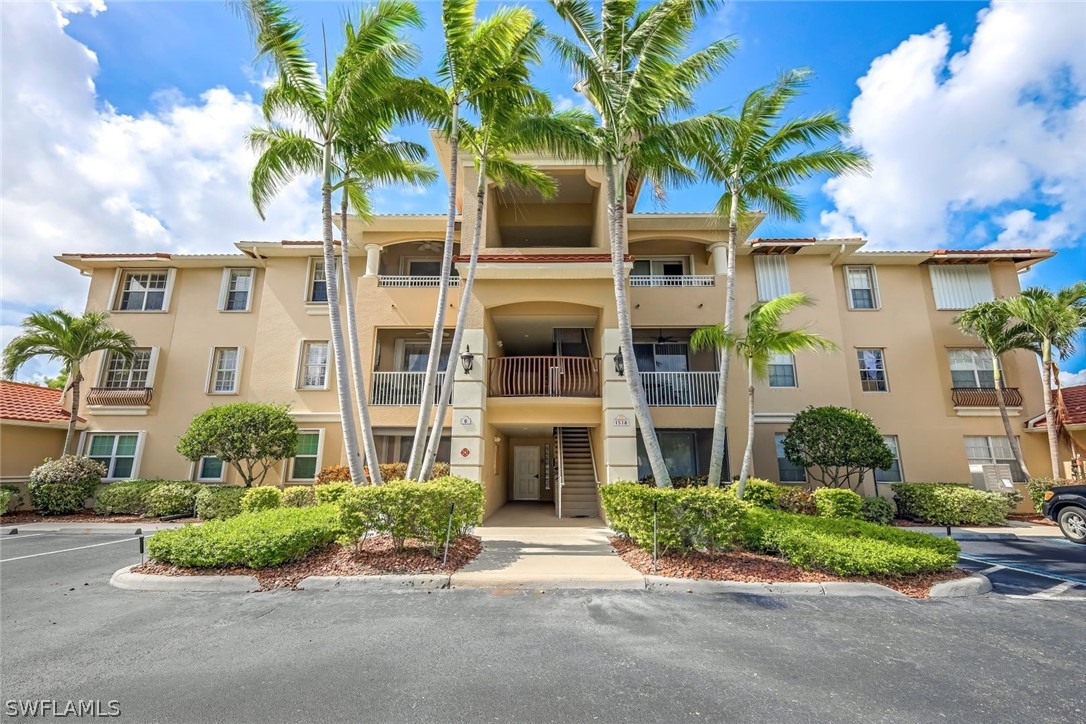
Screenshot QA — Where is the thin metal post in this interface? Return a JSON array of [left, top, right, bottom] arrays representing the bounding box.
[[442, 502, 456, 568], [653, 499, 658, 574], [138, 535, 145, 565]]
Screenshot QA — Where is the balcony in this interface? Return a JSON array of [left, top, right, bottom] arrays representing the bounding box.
[[371, 372, 447, 406], [951, 387, 1023, 408], [630, 275, 715, 287], [640, 371, 719, 406], [488, 356, 600, 398], [377, 276, 460, 288], [86, 387, 153, 406]]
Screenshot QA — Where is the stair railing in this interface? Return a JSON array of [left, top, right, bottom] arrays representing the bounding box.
[[555, 428, 565, 519]]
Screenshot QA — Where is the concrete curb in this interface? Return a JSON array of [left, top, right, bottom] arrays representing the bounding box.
[[645, 576, 907, 598], [299, 575, 450, 591], [929, 574, 992, 598], [109, 565, 258, 593], [450, 575, 645, 590]]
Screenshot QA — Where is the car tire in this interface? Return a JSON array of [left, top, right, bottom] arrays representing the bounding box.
[[1057, 505, 1086, 544]]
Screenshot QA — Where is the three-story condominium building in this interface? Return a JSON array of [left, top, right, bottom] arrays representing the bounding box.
[[57, 144, 1055, 518]]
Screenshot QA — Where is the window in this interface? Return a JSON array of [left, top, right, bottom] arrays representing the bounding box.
[[633, 342, 689, 372], [754, 255, 790, 301], [392, 435, 451, 464], [637, 431, 697, 479], [220, 269, 253, 312], [845, 266, 878, 310], [290, 431, 323, 480], [115, 271, 169, 311], [87, 433, 140, 479], [298, 342, 329, 388], [964, 435, 1025, 483], [775, 433, 806, 483], [948, 349, 995, 388], [406, 259, 441, 276], [307, 259, 336, 303], [209, 347, 240, 394], [768, 353, 796, 388], [874, 435, 903, 483], [197, 456, 224, 482], [631, 258, 687, 285], [929, 265, 994, 310], [101, 349, 152, 389], [400, 341, 451, 372], [857, 349, 888, 392]]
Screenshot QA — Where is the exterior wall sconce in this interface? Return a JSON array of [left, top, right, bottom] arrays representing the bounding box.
[[460, 346, 475, 374], [614, 349, 625, 377]]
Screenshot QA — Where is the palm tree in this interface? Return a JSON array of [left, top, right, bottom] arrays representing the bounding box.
[[243, 0, 423, 483], [692, 69, 870, 487], [691, 293, 837, 498], [3, 310, 136, 455], [1003, 283, 1086, 478], [956, 300, 1035, 479], [548, 0, 737, 487]]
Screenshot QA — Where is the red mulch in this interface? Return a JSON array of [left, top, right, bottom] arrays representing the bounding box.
[[132, 535, 482, 591], [610, 537, 968, 599], [0, 511, 199, 525], [1007, 513, 1056, 527]]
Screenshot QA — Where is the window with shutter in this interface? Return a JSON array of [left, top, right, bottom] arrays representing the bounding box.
[[754, 256, 790, 301]]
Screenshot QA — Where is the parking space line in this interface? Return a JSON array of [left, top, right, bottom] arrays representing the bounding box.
[[957, 554, 1086, 586], [0, 533, 47, 541], [0, 537, 134, 562], [1031, 582, 1076, 599]]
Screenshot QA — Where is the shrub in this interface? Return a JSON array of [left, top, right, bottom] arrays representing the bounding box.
[[147, 505, 341, 569], [314, 482, 353, 505], [1025, 478, 1079, 512], [28, 456, 104, 515], [338, 477, 485, 555], [144, 483, 200, 517], [0, 490, 13, 515], [599, 482, 748, 554], [729, 478, 780, 509], [316, 465, 351, 485], [861, 496, 897, 526], [891, 483, 1012, 526], [741, 508, 959, 576], [373, 462, 452, 483], [777, 487, 816, 516], [282, 485, 317, 508], [177, 402, 298, 487], [813, 488, 864, 520], [194, 486, 245, 520], [241, 486, 282, 513], [782, 406, 894, 490], [1, 484, 24, 513], [94, 480, 165, 515]]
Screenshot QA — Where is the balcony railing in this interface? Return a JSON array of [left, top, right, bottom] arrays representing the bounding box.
[[952, 387, 1023, 408], [371, 372, 447, 406], [630, 275, 715, 287], [488, 356, 600, 398], [640, 371, 719, 406], [86, 387, 153, 406], [377, 276, 460, 288]]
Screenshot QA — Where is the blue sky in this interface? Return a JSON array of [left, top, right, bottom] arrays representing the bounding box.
[[2, 1, 1084, 381]]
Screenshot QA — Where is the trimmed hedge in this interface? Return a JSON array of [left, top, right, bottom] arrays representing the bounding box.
[[338, 477, 484, 555], [892, 483, 1012, 526], [314, 482, 353, 505], [861, 496, 897, 526], [147, 505, 341, 569], [28, 456, 105, 515], [600, 482, 747, 553], [316, 465, 351, 485], [813, 488, 863, 520], [741, 508, 960, 576], [144, 483, 200, 517], [241, 486, 282, 513], [95, 481, 165, 515], [1, 484, 24, 513], [282, 485, 317, 507], [194, 486, 245, 520], [1025, 478, 1079, 512], [0, 489, 14, 515], [730, 479, 780, 509]]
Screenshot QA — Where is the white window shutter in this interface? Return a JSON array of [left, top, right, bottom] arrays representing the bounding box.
[[930, 265, 994, 309], [754, 256, 790, 301]]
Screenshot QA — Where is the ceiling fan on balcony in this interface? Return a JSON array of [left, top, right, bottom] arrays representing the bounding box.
[[416, 241, 442, 254], [655, 329, 682, 344]]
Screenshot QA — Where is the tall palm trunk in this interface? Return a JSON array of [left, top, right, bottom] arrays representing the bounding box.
[[605, 156, 671, 487], [707, 184, 739, 487], [1041, 338, 1061, 478], [321, 142, 364, 484], [736, 355, 755, 497], [992, 351, 1029, 479], [63, 365, 81, 456], [340, 194, 383, 485], [407, 101, 460, 480], [421, 159, 486, 480]]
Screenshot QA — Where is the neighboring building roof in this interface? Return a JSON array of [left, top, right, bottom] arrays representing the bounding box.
[[0, 380, 83, 426], [1025, 384, 1086, 431]]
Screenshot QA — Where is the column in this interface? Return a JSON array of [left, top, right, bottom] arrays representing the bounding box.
[[600, 328, 639, 483], [707, 242, 728, 276], [450, 328, 488, 484], [363, 243, 381, 277]]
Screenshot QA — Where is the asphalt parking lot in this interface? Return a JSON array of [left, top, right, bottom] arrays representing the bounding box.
[[2, 530, 1084, 723], [957, 537, 1086, 599]]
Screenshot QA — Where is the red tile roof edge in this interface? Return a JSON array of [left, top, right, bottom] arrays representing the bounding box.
[[0, 380, 83, 424], [455, 254, 632, 263]]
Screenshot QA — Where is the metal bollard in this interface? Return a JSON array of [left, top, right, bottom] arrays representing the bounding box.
[[653, 499, 658, 574], [442, 502, 456, 568]]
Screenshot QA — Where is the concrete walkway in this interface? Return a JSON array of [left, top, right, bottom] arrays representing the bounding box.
[[451, 504, 643, 589], [2, 521, 189, 535], [913, 521, 1064, 540]]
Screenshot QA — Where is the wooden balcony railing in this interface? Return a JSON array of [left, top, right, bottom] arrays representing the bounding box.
[[951, 387, 1023, 407], [86, 387, 153, 406], [640, 371, 719, 406], [371, 372, 446, 405], [488, 356, 600, 398]]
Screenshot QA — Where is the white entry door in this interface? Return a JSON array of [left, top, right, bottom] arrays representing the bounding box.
[[513, 446, 541, 500]]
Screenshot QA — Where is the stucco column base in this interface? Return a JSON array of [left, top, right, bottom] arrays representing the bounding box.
[[600, 328, 638, 483]]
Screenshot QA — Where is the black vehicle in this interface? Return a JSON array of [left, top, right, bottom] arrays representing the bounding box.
[[1042, 484, 1086, 544]]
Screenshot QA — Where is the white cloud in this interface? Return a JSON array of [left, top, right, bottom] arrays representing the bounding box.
[[821, 0, 1086, 250], [1059, 368, 1086, 389]]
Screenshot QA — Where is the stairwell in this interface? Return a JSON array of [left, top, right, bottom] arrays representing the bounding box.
[[558, 427, 598, 518]]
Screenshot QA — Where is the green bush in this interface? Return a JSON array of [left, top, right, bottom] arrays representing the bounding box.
[[777, 487, 816, 516], [891, 483, 1011, 526], [861, 496, 897, 526], [314, 482, 353, 505], [241, 486, 282, 513], [338, 477, 485, 555], [1, 484, 24, 513], [144, 483, 200, 517], [1025, 478, 1079, 512], [28, 456, 105, 515], [147, 505, 341, 569], [94, 481, 165, 515], [282, 485, 317, 508], [599, 482, 748, 553], [0, 490, 13, 515], [728, 478, 780, 509], [194, 486, 246, 520], [813, 488, 864, 520], [741, 508, 959, 576]]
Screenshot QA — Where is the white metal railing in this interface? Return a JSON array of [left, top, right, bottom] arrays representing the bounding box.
[[555, 428, 564, 519], [640, 371, 719, 406], [370, 371, 447, 405], [377, 276, 461, 288], [630, 275, 715, 287]]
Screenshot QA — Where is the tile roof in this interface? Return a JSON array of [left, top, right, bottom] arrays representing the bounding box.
[[0, 380, 82, 425], [457, 254, 632, 263], [1059, 385, 1086, 426]]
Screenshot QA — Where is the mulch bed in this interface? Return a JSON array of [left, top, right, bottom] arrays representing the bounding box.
[[132, 535, 482, 591], [0, 511, 199, 525], [1007, 513, 1056, 526], [610, 536, 967, 599]]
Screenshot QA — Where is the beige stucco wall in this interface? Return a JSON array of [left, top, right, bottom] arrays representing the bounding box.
[[1, 423, 67, 510]]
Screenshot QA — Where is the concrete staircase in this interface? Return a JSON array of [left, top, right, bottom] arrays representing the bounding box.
[[558, 427, 598, 518]]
